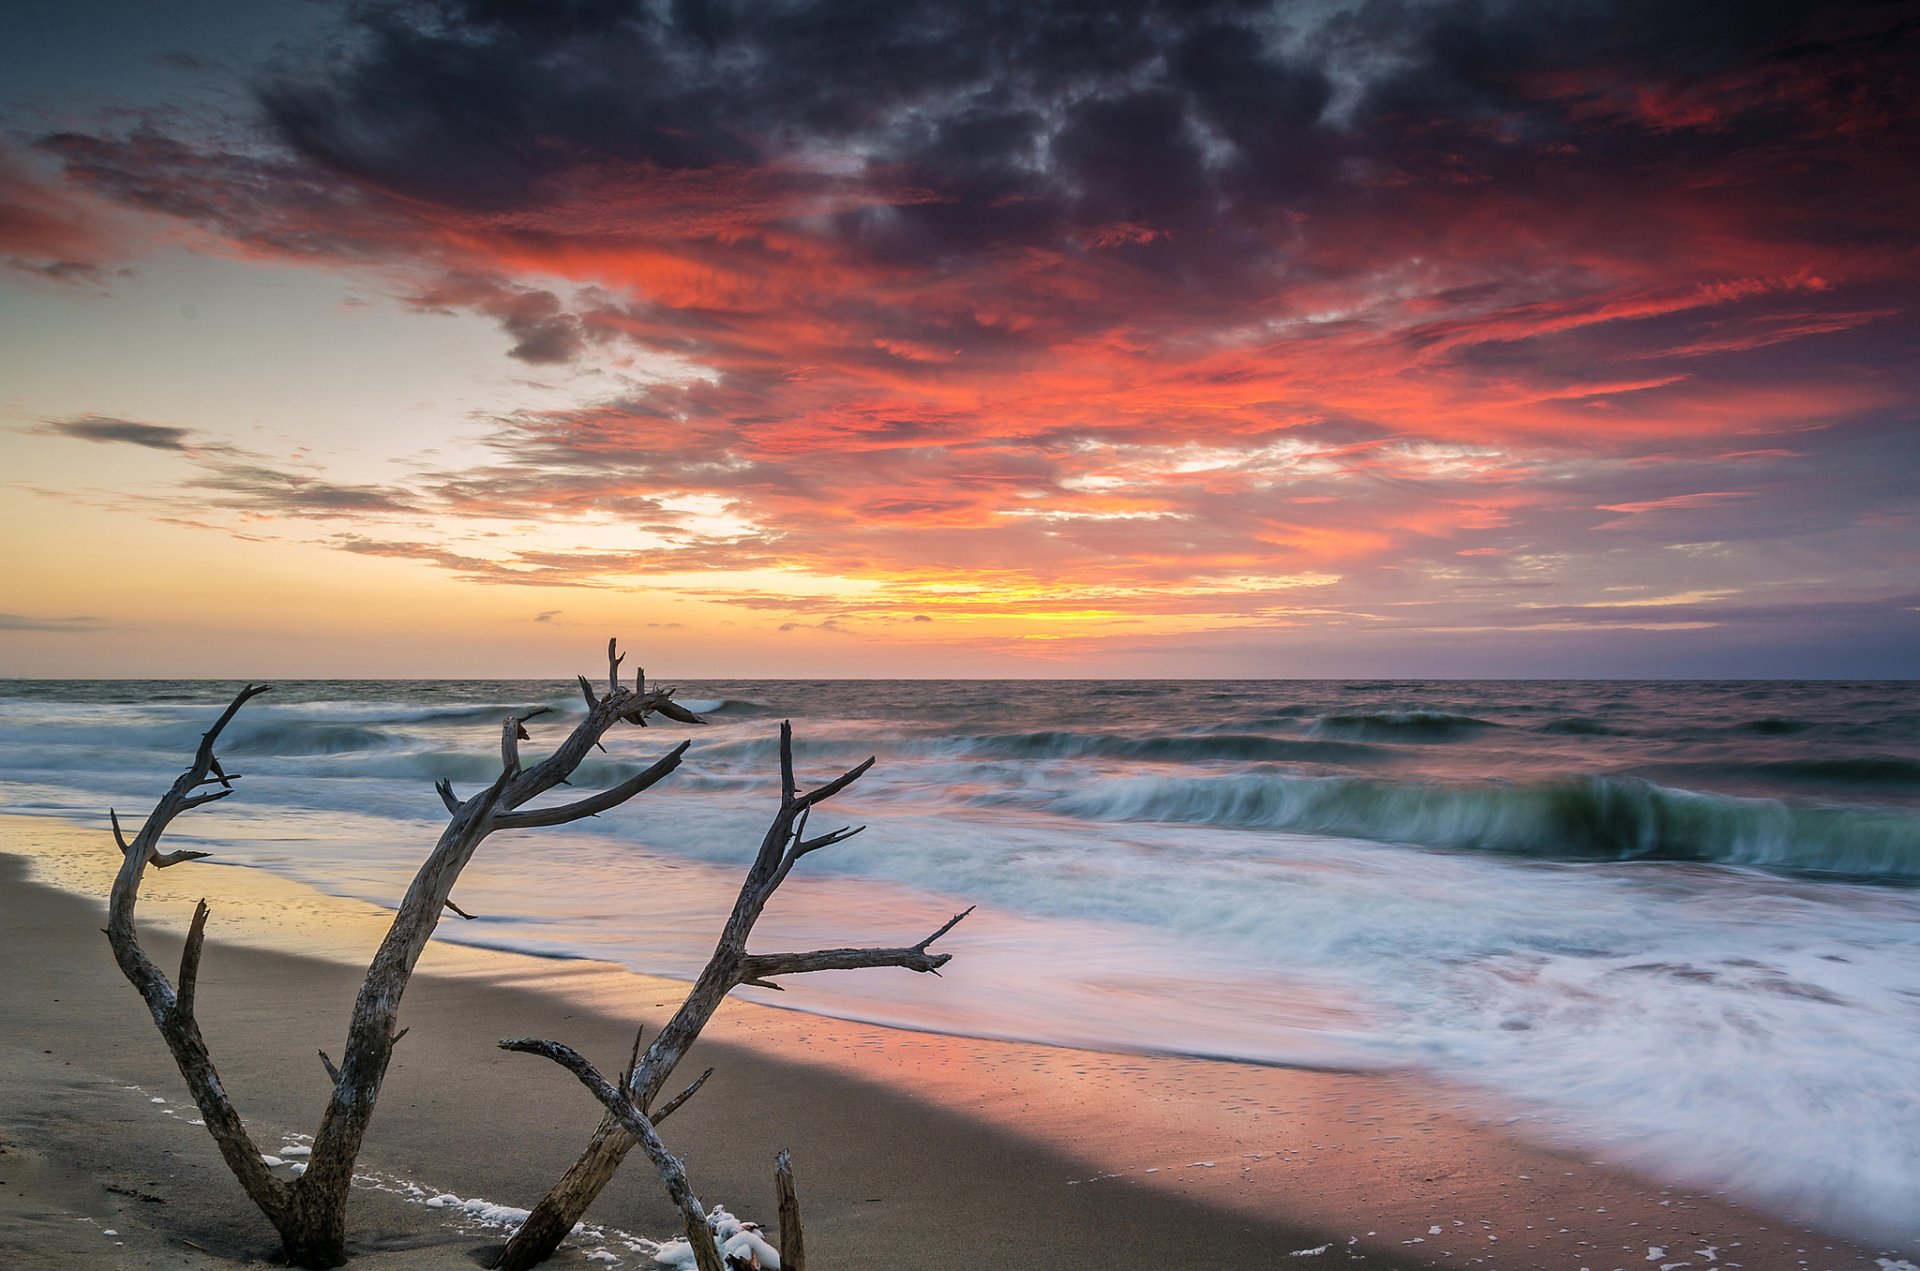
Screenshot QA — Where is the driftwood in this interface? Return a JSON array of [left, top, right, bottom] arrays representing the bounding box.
[[499, 1038, 728, 1271], [775, 1149, 805, 1271], [106, 642, 701, 1268], [496, 722, 969, 1269]]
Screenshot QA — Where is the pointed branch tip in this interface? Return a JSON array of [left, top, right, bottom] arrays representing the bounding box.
[[607, 638, 626, 695], [917, 905, 975, 950], [620, 1025, 647, 1089], [650, 1066, 713, 1126], [175, 899, 210, 1021]]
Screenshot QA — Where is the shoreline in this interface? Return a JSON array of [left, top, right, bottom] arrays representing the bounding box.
[[2, 812, 1909, 1269]]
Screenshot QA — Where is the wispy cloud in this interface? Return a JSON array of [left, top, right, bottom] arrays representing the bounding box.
[[0, 612, 100, 631], [44, 415, 193, 450]]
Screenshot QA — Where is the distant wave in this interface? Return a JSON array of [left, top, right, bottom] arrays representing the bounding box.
[[1639, 755, 1920, 793], [1538, 717, 1625, 736], [1732, 717, 1814, 736], [1047, 772, 1920, 881], [674, 697, 776, 718], [954, 730, 1387, 765], [1746, 755, 1920, 785], [218, 720, 405, 757], [1307, 711, 1500, 742]]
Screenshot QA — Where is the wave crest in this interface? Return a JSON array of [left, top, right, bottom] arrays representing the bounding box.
[[1049, 773, 1920, 880]]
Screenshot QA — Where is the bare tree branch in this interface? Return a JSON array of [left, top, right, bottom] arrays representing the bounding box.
[[107, 647, 704, 1268], [652, 698, 706, 725], [651, 1067, 713, 1127], [620, 1026, 646, 1089], [499, 1038, 724, 1271], [501, 717, 531, 775], [492, 742, 691, 831], [738, 908, 971, 981], [796, 757, 875, 810], [110, 806, 213, 868], [776, 1149, 806, 1271], [175, 900, 210, 1021], [770, 824, 865, 891], [797, 825, 865, 855], [105, 684, 289, 1248], [779, 721, 796, 803], [500, 721, 966, 1271]]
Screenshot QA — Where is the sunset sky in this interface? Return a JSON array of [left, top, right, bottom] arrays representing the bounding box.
[[3, 0, 1917, 678]]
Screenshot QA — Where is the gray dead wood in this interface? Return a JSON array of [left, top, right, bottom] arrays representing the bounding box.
[[499, 1039, 726, 1271], [105, 644, 702, 1268], [775, 1149, 805, 1271], [496, 722, 969, 1270]]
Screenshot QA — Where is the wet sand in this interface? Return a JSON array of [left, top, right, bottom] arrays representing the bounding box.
[[0, 814, 1904, 1269]]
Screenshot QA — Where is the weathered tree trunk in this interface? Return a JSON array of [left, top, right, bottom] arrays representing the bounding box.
[[107, 642, 700, 1267], [499, 1129, 630, 1269], [497, 722, 968, 1270]]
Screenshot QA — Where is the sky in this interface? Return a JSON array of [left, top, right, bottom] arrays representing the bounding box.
[[2, 0, 1917, 679]]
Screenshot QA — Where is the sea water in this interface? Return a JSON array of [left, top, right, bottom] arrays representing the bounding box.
[[2, 677, 1916, 1240]]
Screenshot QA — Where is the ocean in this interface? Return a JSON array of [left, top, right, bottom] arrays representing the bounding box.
[[3, 677, 1916, 1240]]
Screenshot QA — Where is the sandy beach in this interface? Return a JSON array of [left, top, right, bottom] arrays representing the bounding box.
[[1, 813, 1905, 1270]]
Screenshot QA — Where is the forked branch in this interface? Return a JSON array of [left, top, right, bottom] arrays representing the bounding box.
[[104, 683, 287, 1235], [107, 643, 707, 1268], [499, 1039, 725, 1271], [497, 720, 970, 1271], [737, 906, 972, 983]]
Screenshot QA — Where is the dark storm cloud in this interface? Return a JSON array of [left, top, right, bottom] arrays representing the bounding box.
[[244, 1, 1918, 244], [38, 0, 1918, 384], [249, 0, 1339, 263]]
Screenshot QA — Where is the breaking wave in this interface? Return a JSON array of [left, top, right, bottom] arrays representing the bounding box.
[[1048, 772, 1920, 881]]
